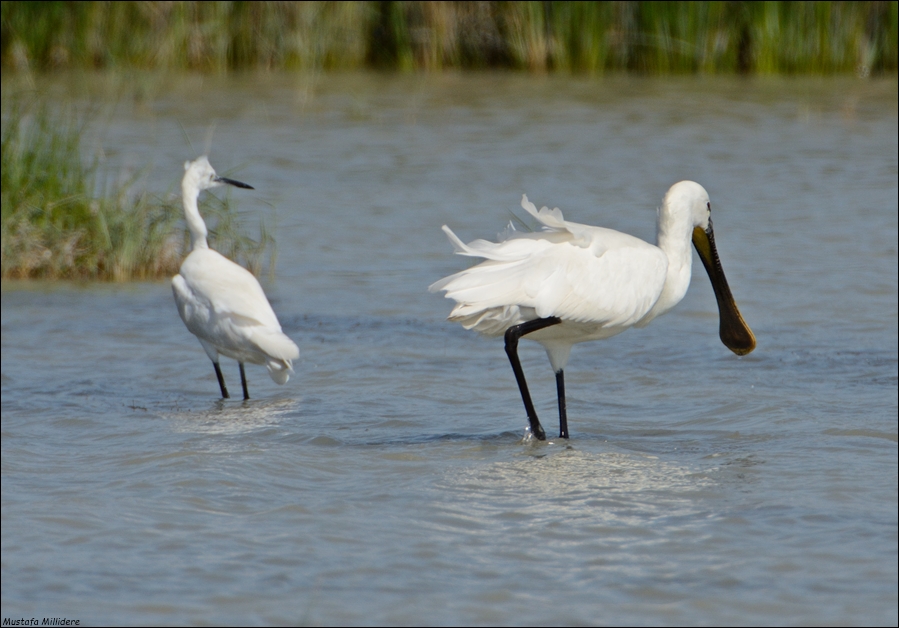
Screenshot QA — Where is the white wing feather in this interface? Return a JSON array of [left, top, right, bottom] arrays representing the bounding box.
[[430, 197, 668, 337], [173, 249, 299, 381]]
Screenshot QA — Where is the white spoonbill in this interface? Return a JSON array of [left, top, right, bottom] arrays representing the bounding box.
[[172, 156, 299, 400], [429, 181, 755, 440]]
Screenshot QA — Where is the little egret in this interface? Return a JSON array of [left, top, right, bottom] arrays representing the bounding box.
[[172, 156, 299, 400], [430, 181, 755, 440]]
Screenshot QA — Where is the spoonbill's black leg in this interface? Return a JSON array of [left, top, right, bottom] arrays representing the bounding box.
[[213, 362, 230, 399], [556, 369, 568, 439], [504, 316, 562, 441], [239, 363, 250, 400]]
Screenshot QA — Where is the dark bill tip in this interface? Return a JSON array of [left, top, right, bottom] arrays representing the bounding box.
[[720, 311, 757, 355], [215, 176, 254, 190]]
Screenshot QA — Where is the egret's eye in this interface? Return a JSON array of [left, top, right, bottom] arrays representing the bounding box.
[[707, 201, 711, 211]]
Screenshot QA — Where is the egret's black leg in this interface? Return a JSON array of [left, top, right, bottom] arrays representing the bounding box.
[[239, 363, 250, 400], [556, 369, 568, 439], [213, 362, 230, 399], [504, 316, 562, 441]]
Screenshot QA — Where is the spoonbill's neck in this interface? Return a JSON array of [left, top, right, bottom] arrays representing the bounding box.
[[644, 204, 695, 322], [182, 182, 209, 251]]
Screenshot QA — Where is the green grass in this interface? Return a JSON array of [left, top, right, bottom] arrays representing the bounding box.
[[2, 1, 896, 74], [1, 95, 272, 281]]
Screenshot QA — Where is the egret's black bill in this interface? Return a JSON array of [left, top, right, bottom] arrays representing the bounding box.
[[216, 176, 254, 190]]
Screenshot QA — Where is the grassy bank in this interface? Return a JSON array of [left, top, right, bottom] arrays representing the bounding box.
[[2, 1, 896, 74], [1, 97, 271, 281]]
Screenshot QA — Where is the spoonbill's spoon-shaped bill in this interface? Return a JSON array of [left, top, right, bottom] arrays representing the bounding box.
[[171, 156, 299, 400], [430, 181, 755, 440]]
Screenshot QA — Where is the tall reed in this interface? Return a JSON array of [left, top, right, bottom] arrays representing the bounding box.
[[1, 96, 271, 281], [2, 1, 895, 74]]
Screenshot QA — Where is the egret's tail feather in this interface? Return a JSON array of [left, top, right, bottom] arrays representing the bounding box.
[[259, 329, 298, 384], [266, 359, 294, 385], [249, 328, 300, 361]]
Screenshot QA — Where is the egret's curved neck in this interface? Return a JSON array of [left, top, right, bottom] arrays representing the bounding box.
[[182, 181, 208, 250], [645, 204, 694, 321]]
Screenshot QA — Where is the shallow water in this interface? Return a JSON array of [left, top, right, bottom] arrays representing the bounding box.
[[2, 73, 897, 625]]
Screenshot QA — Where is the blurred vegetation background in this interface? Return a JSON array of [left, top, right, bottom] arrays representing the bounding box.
[[1, 98, 272, 281], [2, 1, 895, 280], [2, 1, 897, 75]]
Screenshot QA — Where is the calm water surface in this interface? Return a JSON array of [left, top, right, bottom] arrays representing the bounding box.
[[2, 74, 897, 625]]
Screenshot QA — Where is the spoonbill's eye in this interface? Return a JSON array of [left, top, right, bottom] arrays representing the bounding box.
[[707, 201, 711, 211]]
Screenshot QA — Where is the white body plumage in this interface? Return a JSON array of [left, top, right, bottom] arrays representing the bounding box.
[[431, 188, 698, 371], [430, 181, 755, 439], [172, 247, 298, 384], [172, 156, 299, 398]]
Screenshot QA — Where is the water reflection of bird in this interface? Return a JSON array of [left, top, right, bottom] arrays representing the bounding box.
[[430, 181, 755, 440], [172, 156, 299, 400]]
